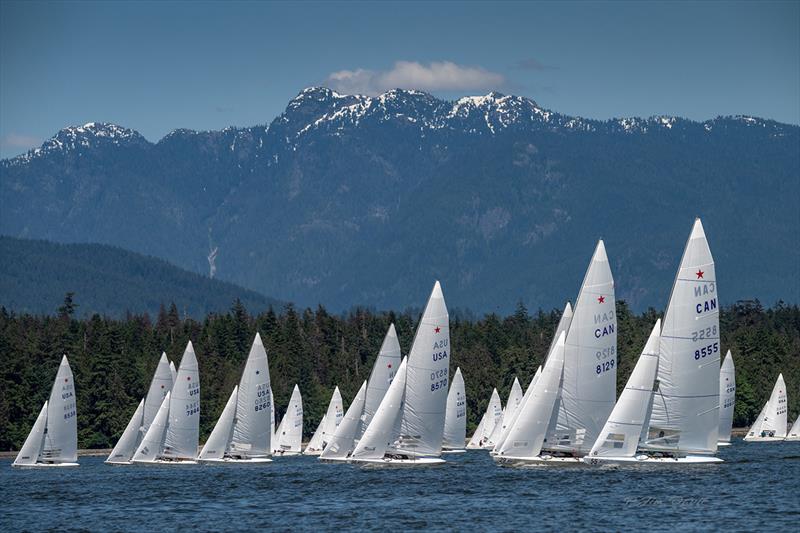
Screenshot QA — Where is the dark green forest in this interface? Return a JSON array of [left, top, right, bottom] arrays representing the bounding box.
[[1, 296, 798, 451]]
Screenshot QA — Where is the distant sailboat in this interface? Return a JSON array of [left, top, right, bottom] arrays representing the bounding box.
[[582, 321, 661, 465], [717, 351, 736, 446], [442, 367, 467, 453], [744, 374, 788, 442], [320, 381, 368, 461], [303, 387, 343, 455], [785, 417, 800, 441], [640, 218, 723, 463], [350, 281, 450, 465], [492, 366, 540, 455], [132, 341, 200, 465], [467, 388, 502, 449], [107, 352, 174, 464], [357, 324, 402, 442], [198, 333, 273, 463], [272, 385, 303, 455], [13, 355, 78, 468], [466, 412, 488, 450], [485, 378, 523, 449]]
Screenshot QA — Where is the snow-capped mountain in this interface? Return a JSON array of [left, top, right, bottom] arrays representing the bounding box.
[[1, 88, 797, 312]]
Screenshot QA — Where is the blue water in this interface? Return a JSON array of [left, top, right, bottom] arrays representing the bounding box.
[[2, 442, 798, 532]]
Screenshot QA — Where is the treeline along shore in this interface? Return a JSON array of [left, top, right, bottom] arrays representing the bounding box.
[[1, 296, 798, 451]]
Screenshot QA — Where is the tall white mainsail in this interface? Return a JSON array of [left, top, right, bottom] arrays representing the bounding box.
[[321, 381, 368, 459], [133, 392, 171, 462], [646, 219, 720, 454], [718, 351, 736, 444], [744, 374, 788, 440], [486, 378, 523, 447], [587, 320, 661, 458], [466, 412, 488, 449], [495, 333, 566, 459], [477, 388, 503, 448], [198, 387, 238, 460], [442, 367, 467, 450], [304, 415, 327, 454], [320, 387, 344, 449], [273, 385, 303, 454], [493, 366, 541, 454], [107, 353, 174, 464], [358, 324, 402, 439], [547, 240, 616, 455]]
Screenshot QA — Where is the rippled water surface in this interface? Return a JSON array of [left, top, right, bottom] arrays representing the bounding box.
[[2, 441, 798, 531]]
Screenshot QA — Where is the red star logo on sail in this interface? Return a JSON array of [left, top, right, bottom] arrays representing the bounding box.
[[64, 378, 68, 382], [387, 363, 392, 368], [597, 296, 605, 304], [435, 326, 441, 333], [696, 269, 704, 279], [187, 376, 191, 381]]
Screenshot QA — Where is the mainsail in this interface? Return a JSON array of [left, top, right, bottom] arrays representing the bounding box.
[[320, 387, 344, 450], [358, 324, 402, 439], [647, 219, 720, 454], [273, 385, 303, 453], [321, 381, 368, 459], [304, 415, 327, 454], [198, 387, 238, 460], [39, 355, 78, 464], [442, 367, 467, 449], [13, 402, 48, 466], [718, 350, 736, 443], [230, 333, 272, 457], [486, 378, 523, 447], [745, 374, 788, 440], [493, 366, 541, 453]]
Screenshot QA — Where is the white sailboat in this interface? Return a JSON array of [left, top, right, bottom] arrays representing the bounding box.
[[493, 332, 566, 465], [582, 321, 661, 465], [538, 240, 616, 465], [358, 324, 402, 441], [717, 351, 736, 446], [106, 352, 174, 464], [744, 374, 788, 442], [640, 218, 723, 463], [272, 385, 303, 455], [466, 388, 502, 449], [132, 341, 200, 465], [198, 333, 273, 463], [13, 355, 78, 468], [320, 381, 368, 461], [303, 387, 343, 455], [785, 417, 800, 441], [466, 412, 488, 450], [485, 378, 523, 449], [442, 367, 467, 453], [492, 366, 541, 455], [350, 281, 450, 465]]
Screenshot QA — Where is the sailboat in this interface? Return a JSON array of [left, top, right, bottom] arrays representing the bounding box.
[[198, 333, 273, 463], [493, 332, 566, 465], [582, 321, 661, 465], [535, 240, 617, 465], [303, 387, 343, 455], [744, 374, 788, 442], [466, 388, 502, 449], [132, 341, 200, 465], [493, 302, 573, 455], [785, 417, 800, 441], [357, 324, 402, 442], [272, 385, 303, 455], [320, 381, 368, 461], [717, 351, 736, 446], [106, 352, 174, 464], [485, 378, 523, 450], [442, 367, 467, 453], [350, 281, 450, 465], [639, 218, 723, 463], [13, 355, 78, 468]]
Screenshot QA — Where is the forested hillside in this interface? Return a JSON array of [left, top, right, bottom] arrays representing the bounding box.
[[1, 298, 797, 451]]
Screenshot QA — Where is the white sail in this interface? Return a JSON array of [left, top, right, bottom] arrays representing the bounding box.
[[745, 374, 788, 440], [13, 402, 48, 466], [41, 355, 77, 463], [395, 281, 450, 457], [539, 301, 575, 443], [351, 358, 409, 460], [163, 341, 200, 459], [486, 377, 523, 447], [442, 367, 467, 449], [169, 361, 177, 385], [494, 366, 542, 453], [198, 387, 239, 460], [588, 320, 661, 458], [133, 391, 171, 462], [480, 388, 503, 447], [304, 415, 327, 454], [786, 417, 800, 441], [548, 240, 616, 455], [231, 333, 272, 457], [496, 332, 566, 458], [144, 353, 174, 431], [718, 350, 736, 443], [321, 381, 368, 459], [274, 385, 303, 453], [358, 323, 402, 439], [466, 412, 488, 449], [106, 399, 145, 463], [319, 386, 344, 450], [270, 386, 275, 444], [647, 219, 720, 454]]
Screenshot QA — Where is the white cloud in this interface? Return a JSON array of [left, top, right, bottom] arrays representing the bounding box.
[[326, 61, 505, 95]]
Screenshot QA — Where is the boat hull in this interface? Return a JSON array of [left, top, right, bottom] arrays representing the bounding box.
[[131, 459, 199, 465], [716, 442, 732, 447], [582, 455, 723, 465], [441, 449, 466, 454], [302, 450, 323, 456], [271, 451, 302, 456], [350, 457, 446, 467], [743, 436, 785, 442], [784, 437, 800, 442], [104, 460, 133, 465], [198, 457, 272, 464], [319, 456, 351, 463], [493, 455, 583, 467], [13, 462, 80, 469]]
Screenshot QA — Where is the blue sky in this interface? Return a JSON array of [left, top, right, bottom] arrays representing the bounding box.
[[1, 0, 798, 158]]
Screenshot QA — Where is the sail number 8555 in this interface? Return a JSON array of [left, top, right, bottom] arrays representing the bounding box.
[[694, 342, 719, 360]]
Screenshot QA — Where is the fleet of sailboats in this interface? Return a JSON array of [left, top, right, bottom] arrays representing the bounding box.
[[10, 219, 800, 469]]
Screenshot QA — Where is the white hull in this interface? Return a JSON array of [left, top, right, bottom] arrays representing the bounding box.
[[198, 457, 272, 464], [582, 455, 723, 465], [784, 437, 800, 442], [13, 462, 80, 469], [302, 450, 323, 456], [716, 442, 732, 447], [350, 457, 446, 467], [319, 456, 351, 463], [493, 455, 583, 467], [272, 451, 302, 456], [743, 436, 785, 442], [441, 449, 466, 454], [132, 459, 199, 465], [104, 460, 133, 465]]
